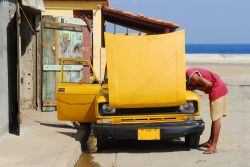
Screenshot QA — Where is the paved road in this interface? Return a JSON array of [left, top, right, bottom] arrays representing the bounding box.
[[76, 63, 250, 167]]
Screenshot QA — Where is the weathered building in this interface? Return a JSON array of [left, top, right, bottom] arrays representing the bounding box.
[[0, 0, 16, 137], [0, 0, 44, 137]]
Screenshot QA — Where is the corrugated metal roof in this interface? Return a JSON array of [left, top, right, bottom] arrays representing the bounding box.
[[102, 7, 179, 34]]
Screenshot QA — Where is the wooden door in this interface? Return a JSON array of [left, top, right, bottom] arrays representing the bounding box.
[[42, 16, 92, 112]]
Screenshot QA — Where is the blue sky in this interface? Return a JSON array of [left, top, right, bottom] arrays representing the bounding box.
[[109, 0, 250, 44]]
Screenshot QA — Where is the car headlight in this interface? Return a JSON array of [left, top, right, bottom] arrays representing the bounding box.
[[179, 101, 198, 113], [99, 103, 116, 115]]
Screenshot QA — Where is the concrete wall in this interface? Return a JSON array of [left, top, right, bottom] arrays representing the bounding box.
[[20, 9, 37, 110], [186, 54, 250, 63], [43, 9, 74, 17], [0, 1, 16, 137]]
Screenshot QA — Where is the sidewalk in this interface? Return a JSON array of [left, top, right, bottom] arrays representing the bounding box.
[[0, 110, 82, 167]]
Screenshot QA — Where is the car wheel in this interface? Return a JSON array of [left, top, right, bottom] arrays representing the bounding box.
[[185, 133, 200, 148], [81, 129, 98, 153]]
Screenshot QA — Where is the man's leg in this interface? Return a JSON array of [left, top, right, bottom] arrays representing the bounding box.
[[199, 124, 213, 148], [203, 118, 221, 153], [208, 122, 214, 144], [203, 96, 228, 153], [199, 102, 214, 148]]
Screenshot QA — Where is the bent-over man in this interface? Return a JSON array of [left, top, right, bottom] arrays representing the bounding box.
[[186, 67, 229, 154]]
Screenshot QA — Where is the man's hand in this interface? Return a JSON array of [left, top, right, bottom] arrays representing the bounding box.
[[186, 82, 196, 90], [188, 73, 213, 92]]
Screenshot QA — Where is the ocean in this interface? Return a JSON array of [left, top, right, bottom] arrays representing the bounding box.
[[186, 44, 250, 54]]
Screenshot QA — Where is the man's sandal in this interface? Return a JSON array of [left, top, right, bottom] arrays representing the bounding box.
[[203, 149, 217, 154], [199, 142, 211, 148]]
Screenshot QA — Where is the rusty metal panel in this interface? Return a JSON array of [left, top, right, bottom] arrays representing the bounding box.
[[42, 16, 91, 112]]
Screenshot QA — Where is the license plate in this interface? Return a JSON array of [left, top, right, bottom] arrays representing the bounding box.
[[138, 128, 160, 140]]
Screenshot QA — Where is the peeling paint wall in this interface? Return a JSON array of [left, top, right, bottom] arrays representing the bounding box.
[[20, 8, 37, 110], [0, 0, 16, 137]]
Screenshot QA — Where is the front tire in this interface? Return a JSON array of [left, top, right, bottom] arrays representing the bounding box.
[[81, 132, 113, 153], [185, 133, 200, 148], [81, 129, 98, 153]]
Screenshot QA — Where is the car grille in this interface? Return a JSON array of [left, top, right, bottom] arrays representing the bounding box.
[[99, 106, 183, 116]]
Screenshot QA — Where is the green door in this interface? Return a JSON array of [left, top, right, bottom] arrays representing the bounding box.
[[42, 15, 92, 111]]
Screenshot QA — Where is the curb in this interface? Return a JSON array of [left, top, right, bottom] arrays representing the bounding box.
[[52, 141, 82, 167]]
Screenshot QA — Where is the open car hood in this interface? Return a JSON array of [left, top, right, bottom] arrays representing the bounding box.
[[105, 30, 186, 108]]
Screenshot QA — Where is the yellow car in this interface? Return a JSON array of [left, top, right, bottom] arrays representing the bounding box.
[[56, 31, 205, 152]]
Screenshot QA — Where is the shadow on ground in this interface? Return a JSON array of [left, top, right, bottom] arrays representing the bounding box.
[[75, 140, 192, 167], [36, 122, 192, 153], [97, 139, 191, 153], [35, 121, 76, 129], [36, 121, 89, 143], [57, 131, 76, 138]]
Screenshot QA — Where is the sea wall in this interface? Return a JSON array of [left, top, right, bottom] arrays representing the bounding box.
[[186, 54, 250, 63]]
